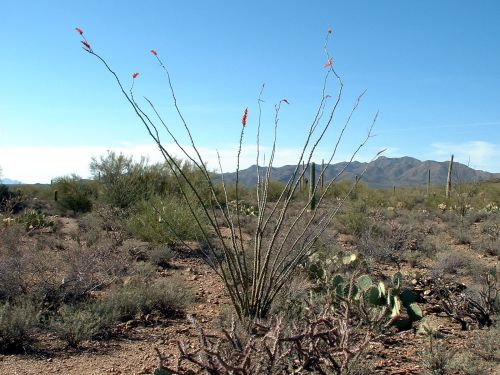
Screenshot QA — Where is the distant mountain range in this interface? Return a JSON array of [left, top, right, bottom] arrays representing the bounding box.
[[219, 156, 500, 189], [1, 178, 22, 185]]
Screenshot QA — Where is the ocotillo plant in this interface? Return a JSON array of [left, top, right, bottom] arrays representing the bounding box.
[[77, 27, 382, 320]]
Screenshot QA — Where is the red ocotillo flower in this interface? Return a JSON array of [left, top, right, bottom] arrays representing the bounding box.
[[81, 40, 91, 50], [75, 27, 84, 35], [150, 49, 158, 56], [132, 72, 139, 79], [324, 57, 333, 68], [241, 107, 248, 126]]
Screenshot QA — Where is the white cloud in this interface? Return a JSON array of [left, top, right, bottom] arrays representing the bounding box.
[[0, 141, 386, 184], [431, 141, 500, 172]]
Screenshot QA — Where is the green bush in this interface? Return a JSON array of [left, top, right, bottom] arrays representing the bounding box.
[[0, 297, 40, 352], [0, 184, 11, 206], [263, 180, 287, 202], [103, 275, 191, 320], [0, 184, 24, 214], [338, 201, 369, 236], [50, 303, 112, 348], [90, 151, 151, 209], [128, 194, 205, 245], [148, 245, 176, 267], [52, 174, 96, 214]]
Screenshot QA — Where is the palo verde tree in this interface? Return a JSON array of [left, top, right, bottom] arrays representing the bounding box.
[[76, 27, 382, 321]]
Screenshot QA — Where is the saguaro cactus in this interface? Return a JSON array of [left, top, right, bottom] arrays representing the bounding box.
[[427, 168, 431, 195], [300, 161, 306, 193], [320, 159, 325, 189], [309, 162, 316, 210], [446, 154, 454, 199]]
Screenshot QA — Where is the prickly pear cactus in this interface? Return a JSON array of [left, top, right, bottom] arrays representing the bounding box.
[[331, 271, 423, 330]]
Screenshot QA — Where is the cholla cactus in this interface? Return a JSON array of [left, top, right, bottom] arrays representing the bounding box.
[[438, 203, 447, 211]]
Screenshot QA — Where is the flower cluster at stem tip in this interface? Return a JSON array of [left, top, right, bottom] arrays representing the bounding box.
[[73, 27, 353, 127], [242, 108, 248, 127]]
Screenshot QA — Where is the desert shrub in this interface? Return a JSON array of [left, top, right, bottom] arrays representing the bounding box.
[[431, 250, 470, 277], [148, 245, 176, 267], [449, 352, 491, 375], [437, 267, 498, 330], [422, 336, 456, 375], [420, 238, 439, 257], [103, 274, 190, 320], [52, 174, 96, 214], [90, 151, 151, 209], [449, 222, 472, 245], [0, 184, 12, 208], [338, 201, 369, 236], [268, 272, 312, 321], [90, 152, 208, 209], [473, 324, 500, 362], [448, 325, 499, 374], [213, 183, 251, 207], [465, 209, 489, 224], [0, 185, 24, 214], [55, 239, 128, 304], [0, 297, 40, 352], [358, 188, 387, 208], [474, 238, 500, 256], [263, 180, 287, 202], [480, 215, 500, 239], [403, 250, 425, 268], [0, 225, 27, 299], [357, 219, 423, 267], [128, 194, 205, 245], [322, 180, 352, 200], [50, 303, 111, 348]]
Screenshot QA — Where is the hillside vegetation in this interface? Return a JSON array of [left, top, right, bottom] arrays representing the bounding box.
[[0, 155, 498, 374]]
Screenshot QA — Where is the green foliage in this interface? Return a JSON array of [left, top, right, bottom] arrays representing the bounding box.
[[422, 336, 456, 375], [90, 151, 209, 210], [102, 274, 191, 320], [0, 184, 11, 205], [52, 174, 96, 214], [50, 303, 111, 348], [0, 184, 24, 214], [339, 201, 369, 235], [309, 251, 423, 330], [0, 297, 40, 352], [15, 208, 54, 231], [128, 194, 205, 245], [148, 245, 176, 267], [263, 180, 287, 203], [90, 151, 150, 208]]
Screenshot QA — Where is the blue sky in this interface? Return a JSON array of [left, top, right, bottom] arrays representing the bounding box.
[[0, 0, 499, 183]]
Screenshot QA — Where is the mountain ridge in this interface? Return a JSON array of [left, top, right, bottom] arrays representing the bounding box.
[[219, 156, 500, 189], [0, 178, 22, 185]]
